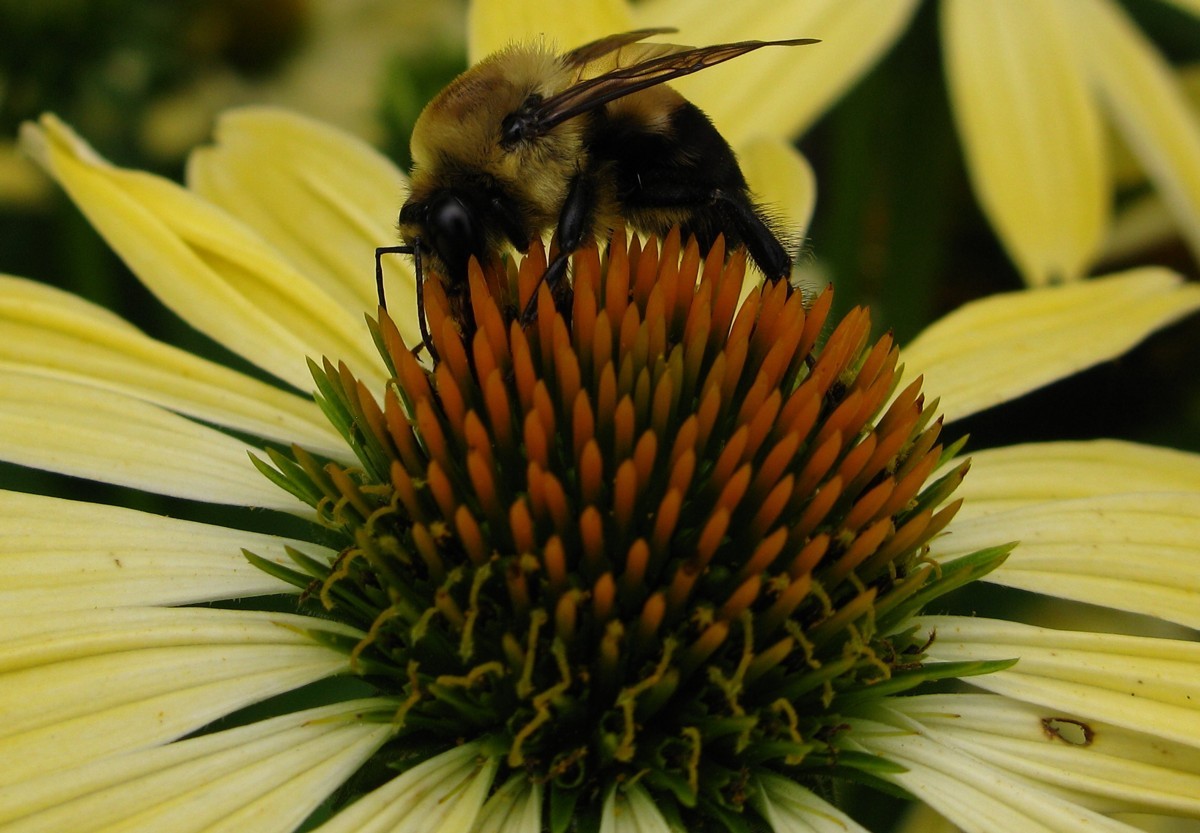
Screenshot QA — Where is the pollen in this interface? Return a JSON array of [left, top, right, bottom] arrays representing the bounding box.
[[258, 226, 967, 817]]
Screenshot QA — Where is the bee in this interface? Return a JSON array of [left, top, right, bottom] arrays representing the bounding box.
[[376, 28, 817, 352]]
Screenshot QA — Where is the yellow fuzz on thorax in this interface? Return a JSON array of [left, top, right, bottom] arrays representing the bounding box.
[[407, 43, 587, 230]]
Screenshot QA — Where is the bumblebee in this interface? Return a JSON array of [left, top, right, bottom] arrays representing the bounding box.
[[377, 28, 816, 348]]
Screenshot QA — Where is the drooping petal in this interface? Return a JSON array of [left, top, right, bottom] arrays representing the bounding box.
[[849, 715, 1137, 833], [936, 493, 1200, 629], [20, 115, 385, 392], [942, 0, 1109, 285], [468, 0, 634, 63], [920, 617, 1200, 751], [1074, 0, 1200, 266], [634, 0, 920, 145], [0, 370, 302, 512], [187, 108, 415, 342], [599, 783, 673, 833], [0, 274, 344, 458], [0, 608, 355, 787], [752, 772, 872, 833], [470, 775, 542, 833], [886, 694, 1200, 817], [951, 440, 1200, 518], [309, 742, 498, 833], [0, 699, 394, 833], [0, 490, 328, 612], [898, 268, 1200, 422]]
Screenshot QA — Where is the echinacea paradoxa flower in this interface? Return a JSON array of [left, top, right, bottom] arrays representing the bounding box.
[[3, 110, 1200, 832]]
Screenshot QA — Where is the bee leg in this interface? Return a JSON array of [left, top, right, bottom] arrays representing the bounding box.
[[375, 242, 438, 361], [521, 172, 594, 324], [708, 190, 793, 285], [375, 244, 415, 310], [413, 257, 440, 362]]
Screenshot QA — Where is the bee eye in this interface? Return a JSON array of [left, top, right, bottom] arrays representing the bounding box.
[[426, 191, 483, 281]]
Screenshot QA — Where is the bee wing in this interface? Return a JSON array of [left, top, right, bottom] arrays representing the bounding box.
[[562, 28, 679, 69], [536, 38, 819, 135]]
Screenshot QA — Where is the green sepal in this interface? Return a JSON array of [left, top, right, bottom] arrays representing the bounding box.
[[284, 545, 335, 579], [809, 749, 907, 776], [773, 654, 858, 702], [425, 681, 502, 727], [692, 715, 759, 745], [834, 658, 1018, 708], [314, 356, 397, 482], [365, 314, 399, 379], [735, 740, 814, 767], [877, 544, 1014, 632], [902, 460, 969, 522], [284, 546, 380, 625], [249, 451, 321, 508], [655, 797, 689, 833], [309, 357, 358, 444], [243, 548, 314, 590], [808, 762, 913, 801], [299, 627, 368, 658], [695, 795, 753, 833], [549, 783, 584, 833], [380, 736, 462, 775], [939, 434, 969, 467], [643, 767, 698, 808]]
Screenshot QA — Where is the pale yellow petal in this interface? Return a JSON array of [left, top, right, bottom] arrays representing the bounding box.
[[469, 0, 634, 63], [899, 268, 1200, 422], [599, 784, 671, 833], [1114, 814, 1200, 832], [187, 108, 414, 341], [920, 616, 1200, 749], [0, 608, 354, 787], [739, 137, 816, 241], [0, 371, 301, 512], [937, 493, 1200, 629], [310, 742, 497, 833], [0, 700, 393, 833], [0, 138, 51, 207], [850, 715, 1137, 833], [20, 115, 385, 392], [635, 0, 919, 145], [735, 138, 817, 307], [753, 773, 872, 832], [470, 776, 542, 833], [0, 490, 329, 611], [890, 694, 1200, 817], [952, 440, 1200, 517], [1075, 0, 1200, 265], [1160, 0, 1200, 18], [893, 803, 962, 833], [942, 0, 1109, 285], [0, 274, 344, 457]]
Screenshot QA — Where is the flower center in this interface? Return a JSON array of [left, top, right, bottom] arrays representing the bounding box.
[[254, 227, 992, 822]]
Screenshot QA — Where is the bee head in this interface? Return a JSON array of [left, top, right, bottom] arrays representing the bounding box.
[[407, 43, 584, 232], [398, 188, 488, 287]]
